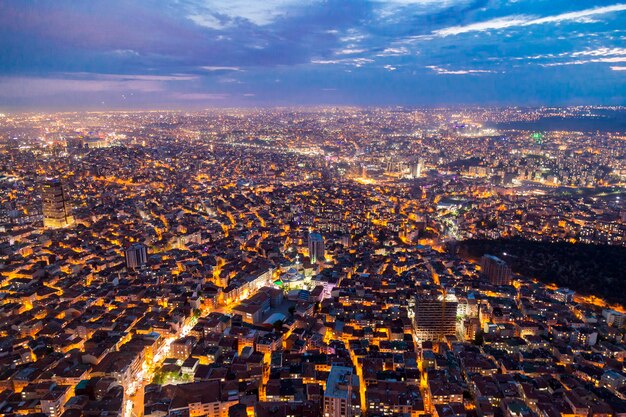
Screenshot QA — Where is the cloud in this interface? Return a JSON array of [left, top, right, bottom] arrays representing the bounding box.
[[373, 0, 472, 19], [339, 31, 367, 43], [433, 16, 529, 36], [335, 48, 367, 55], [426, 65, 494, 74], [311, 59, 342, 65], [610, 66, 626, 70], [376, 47, 410, 57], [218, 78, 242, 84], [540, 57, 626, 66], [110, 49, 140, 56], [311, 57, 374, 67], [433, 4, 626, 36], [201, 66, 242, 71], [187, 14, 228, 30], [1, 0, 625, 107], [527, 4, 626, 25], [509, 47, 626, 68], [571, 47, 626, 57], [186, 0, 317, 28]]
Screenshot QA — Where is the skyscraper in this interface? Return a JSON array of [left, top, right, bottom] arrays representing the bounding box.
[[417, 158, 424, 177], [308, 232, 325, 264], [324, 366, 361, 417], [409, 158, 424, 179], [42, 178, 74, 228], [414, 293, 458, 341], [125, 243, 148, 269], [480, 254, 512, 286]]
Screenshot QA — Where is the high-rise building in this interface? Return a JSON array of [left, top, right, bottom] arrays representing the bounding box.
[[308, 232, 325, 264], [480, 254, 512, 286], [417, 158, 424, 177], [409, 158, 424, 179], [125, 243, 148, 269], [324, 366, 361, 417], [42, 179, 74, 228], [414, 293, 458, 341]]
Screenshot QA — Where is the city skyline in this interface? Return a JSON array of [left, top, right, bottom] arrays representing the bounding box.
[[2, 2, 626, 417], [1, 105, 626, 417], [1, 0, 626, 110]]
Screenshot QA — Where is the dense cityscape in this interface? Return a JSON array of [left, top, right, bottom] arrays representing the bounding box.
[[0, 107, 625, 417]]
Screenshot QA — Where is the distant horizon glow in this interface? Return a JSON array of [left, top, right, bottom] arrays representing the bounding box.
[[1, 0, 625, 110]]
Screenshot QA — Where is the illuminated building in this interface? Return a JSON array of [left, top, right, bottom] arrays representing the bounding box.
[[409, 158, 424, 179], [602, 309, 625, 328], [125, 243, 148, 269], [308, 232, 325, 264], [42, 178, 74, 228], [553, 288, 575, 303], [414, 293, 458, 341], [480, 255, 511, 286], [324, 366, 361, 417]]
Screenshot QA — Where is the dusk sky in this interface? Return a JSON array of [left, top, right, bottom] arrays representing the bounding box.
[[1, 0, 626, 109]]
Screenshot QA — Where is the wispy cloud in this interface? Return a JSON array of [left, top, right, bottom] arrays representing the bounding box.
[[540, 57, 626, 66], [311, 57, 374, 67], [433, 4, 626, 36], [187, 14, 228, 30], [187, 0, 313, 28], [311, 59, 341, 64], [434, 16, 529, 37], [201, 66, 242, 72], [376, 47, 410, 57], [426, 66, 494, 75], [571, 47, 626, 57], [335, 48, 367, 55]]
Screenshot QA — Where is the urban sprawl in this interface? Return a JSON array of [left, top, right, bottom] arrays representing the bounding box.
[[0, 107, 625, 417]]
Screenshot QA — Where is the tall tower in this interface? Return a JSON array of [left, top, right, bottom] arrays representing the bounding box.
[[308, 232, 325, 264], [480, 255, 512, 286], [42, 179, 74, 228], [409, 159, 424, 179], [414, 292, 458, 341], [417, 158, 424, 177], [125, 243, 148, 269]]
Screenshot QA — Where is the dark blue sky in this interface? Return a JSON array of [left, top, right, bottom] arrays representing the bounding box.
[[1, 0, 625, 109]]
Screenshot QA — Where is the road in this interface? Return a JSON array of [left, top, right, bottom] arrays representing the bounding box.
[[348, 347, 366, 415], [123, 318, 197, 417]]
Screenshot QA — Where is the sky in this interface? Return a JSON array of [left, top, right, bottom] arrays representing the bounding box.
[[1, 0, 626, 109]]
